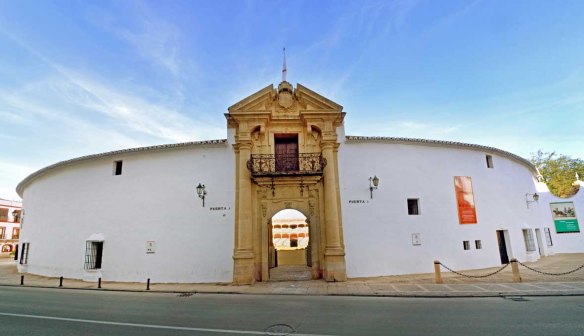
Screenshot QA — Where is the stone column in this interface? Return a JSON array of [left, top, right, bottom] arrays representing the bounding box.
[[321, 142, 347, 281], [233, 142, 255, 284]]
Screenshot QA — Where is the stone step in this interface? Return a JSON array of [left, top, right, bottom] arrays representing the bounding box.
[[269, 265, 312, 281]]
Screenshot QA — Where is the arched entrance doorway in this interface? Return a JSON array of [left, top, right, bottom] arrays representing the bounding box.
[[269, 209, 312, 281]]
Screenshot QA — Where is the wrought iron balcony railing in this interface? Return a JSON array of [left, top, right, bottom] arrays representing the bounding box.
[[247, 153, 326, 176]]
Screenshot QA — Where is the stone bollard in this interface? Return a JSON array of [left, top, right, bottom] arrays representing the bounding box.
[[510, 258, 522, 283], [434, 260, 443, 284]]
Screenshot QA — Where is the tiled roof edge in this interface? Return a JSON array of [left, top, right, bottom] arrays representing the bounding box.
[[16, 139, 228, 197], [345, 135, 537, 173]]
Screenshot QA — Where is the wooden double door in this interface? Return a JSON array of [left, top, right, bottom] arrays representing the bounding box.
[[275, 135, 299, 172]]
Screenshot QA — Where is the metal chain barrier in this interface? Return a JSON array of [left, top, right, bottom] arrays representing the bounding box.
[[516, 260, 584, 276], [439, 262, 509, 278]]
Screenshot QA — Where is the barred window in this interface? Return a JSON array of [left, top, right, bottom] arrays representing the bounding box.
[[522, 229, 536, 252], [407, 199, 420, 215], [0, 208, 7, 222], [544, 228, 553, 247], [475, 240, 482, 249], [20, 243, 30, 265], [84, 241, 104, 270]]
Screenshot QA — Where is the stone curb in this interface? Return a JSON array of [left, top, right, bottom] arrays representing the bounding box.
[[2, 283, 584, 298]]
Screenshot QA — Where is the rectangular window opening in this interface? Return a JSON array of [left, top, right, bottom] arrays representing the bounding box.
[[113, 161, 123, 176], [544, 228, 553, 247], [463, 241, 470, 250], [486, 155, 494, 168], [522, 229, 536, 252], [0, 227, 5, 239], [12, 227, 20, 240], [0, 208, 8, 222], [475, 240, 482, 249], [407, 199, 420, 215], [20, 243, 30, 265], [84, 241, 104, 270]]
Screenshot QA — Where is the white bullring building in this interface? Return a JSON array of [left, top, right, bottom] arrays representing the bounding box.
[[15, 81, 584, 284]]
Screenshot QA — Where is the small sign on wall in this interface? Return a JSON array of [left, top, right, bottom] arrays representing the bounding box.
[[146, 241, 156, 254], [550, 202, 580, 233], [412, 233, 422, 246]]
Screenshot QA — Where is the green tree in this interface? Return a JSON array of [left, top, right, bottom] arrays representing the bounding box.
[[531, 150, 584, 198]]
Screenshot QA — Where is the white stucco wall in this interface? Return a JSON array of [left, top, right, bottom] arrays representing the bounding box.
[[339, 140, 549, 278], [536, 181, 584, 253], [18, 142, 235, 283]]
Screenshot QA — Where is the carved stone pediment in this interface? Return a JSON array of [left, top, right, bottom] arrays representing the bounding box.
[[227, 82, 343, 116]]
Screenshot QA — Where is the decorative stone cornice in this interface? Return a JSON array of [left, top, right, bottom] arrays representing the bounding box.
[[345, 135, 537, 174], [16, 139, 228, 197]]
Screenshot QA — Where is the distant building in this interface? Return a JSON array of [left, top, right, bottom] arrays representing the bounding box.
[[15, 81, 584, 284], [0, 198, 22, 258]]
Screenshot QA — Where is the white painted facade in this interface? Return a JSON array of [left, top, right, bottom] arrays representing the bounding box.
[[18, 141, 235, 283], [535, 181, 584, 254], [15, 85, 584, 284], [338, 137, 554, 278]]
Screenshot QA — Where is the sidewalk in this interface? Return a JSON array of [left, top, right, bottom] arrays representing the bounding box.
[[1, 254, 584, 298]]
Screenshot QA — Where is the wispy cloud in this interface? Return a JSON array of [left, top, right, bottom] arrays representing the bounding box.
[[0, 28, 223, 145], [86, 1, 185, 78]]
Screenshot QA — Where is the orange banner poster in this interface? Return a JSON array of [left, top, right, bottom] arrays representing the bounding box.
[[454, 176, 477, 224]]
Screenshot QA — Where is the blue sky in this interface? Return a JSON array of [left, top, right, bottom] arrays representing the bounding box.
[[1, 0, 583, 200]]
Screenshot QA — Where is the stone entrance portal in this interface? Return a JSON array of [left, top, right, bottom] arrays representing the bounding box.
[[226, 81, 348, 284]]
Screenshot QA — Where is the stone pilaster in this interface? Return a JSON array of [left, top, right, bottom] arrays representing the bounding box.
[[233, 142, 255, 284], [321, 142, 347, 281]]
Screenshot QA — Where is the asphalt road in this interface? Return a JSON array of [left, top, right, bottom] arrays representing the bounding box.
[[0, 287, 583, 335]]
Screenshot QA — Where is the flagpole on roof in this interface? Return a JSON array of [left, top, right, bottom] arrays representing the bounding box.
[[282, 47, 287, 82]]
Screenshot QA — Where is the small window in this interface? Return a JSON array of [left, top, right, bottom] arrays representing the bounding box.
[[12, 227, 20, 240], [84, 241, 104, 270], [113, 160, 123, 176], [407, 199, 419, 215], [0, 226, 5, 239], [486, 155, 494, 168], [475, 240, 482, 249], [290, 238, 298, 248], [0, 208, 7, 222], [463, 241, 470, 250], [522, 229, 536, 252], [20, 243, 30, 265], [544, 228, 553, 247]]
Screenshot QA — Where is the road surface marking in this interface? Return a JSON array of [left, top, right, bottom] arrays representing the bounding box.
[[0, 312, 334, 336]]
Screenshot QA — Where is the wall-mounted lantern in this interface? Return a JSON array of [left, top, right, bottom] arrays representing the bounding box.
[[525, 192, 539, 208], [369, 175, 380, 199], [196, 183, 207, 207]]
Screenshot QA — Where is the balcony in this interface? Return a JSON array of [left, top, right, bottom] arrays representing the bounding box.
[[247, 153, 326, 177]]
